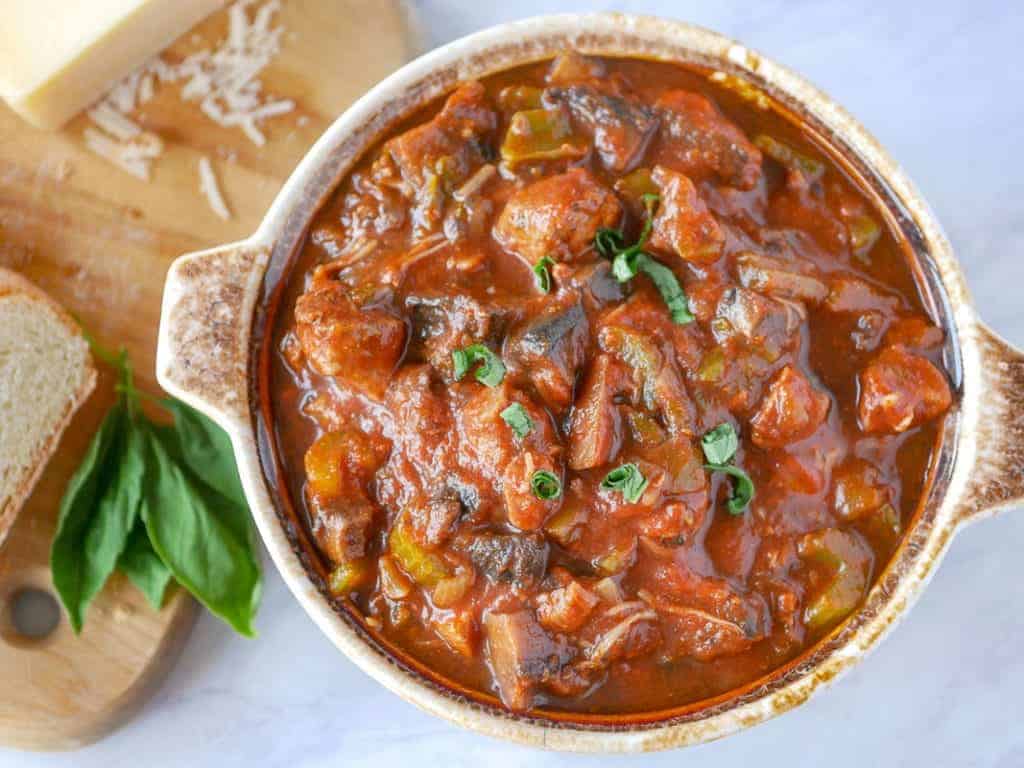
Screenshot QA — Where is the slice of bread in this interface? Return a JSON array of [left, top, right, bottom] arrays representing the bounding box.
[[0, 269, 96, 548]]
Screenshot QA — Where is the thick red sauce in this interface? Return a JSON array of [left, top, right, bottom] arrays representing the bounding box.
[[267, 54, 954, 714]]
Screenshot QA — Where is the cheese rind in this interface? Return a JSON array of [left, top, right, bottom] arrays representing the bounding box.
[[0, 0, 225, 130]]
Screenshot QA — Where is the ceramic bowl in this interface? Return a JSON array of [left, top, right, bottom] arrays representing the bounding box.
[[155, 13, 1024, 752]]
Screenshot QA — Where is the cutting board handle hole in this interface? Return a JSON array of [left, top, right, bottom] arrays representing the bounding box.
[[0, 587, 61, 647]]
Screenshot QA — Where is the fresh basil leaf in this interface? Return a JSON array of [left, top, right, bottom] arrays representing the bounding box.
[[702, 423, 739, 465], [157, 398, 246, 506], [451, 343, 505, 387], [600, 463, 648, 504], [140, 425, 262, 638], [51, 406, 146, 633], [635, 254, 695, 325], [500, 402, 534, 439], [118, 520, 174, 610], [593, 194, 692, 325], [705, 463, 755, 515], [530, 470, 562, 500], [532, 255, 555, 294]]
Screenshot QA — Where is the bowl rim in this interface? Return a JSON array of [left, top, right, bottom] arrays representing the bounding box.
[[160, 12, 994, 752]]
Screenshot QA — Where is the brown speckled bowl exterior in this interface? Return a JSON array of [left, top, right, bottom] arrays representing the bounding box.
[[156, 14, 1024, 752]]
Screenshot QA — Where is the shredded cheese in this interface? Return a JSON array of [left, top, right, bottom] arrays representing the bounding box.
[[83, 0, 292, 184], [198, 156, 232, 220]]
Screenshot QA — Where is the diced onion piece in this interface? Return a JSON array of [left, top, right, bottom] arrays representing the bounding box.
[[432, 566, 475, 608]]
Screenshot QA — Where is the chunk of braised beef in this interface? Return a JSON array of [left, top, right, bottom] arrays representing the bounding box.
[[647, 165, 725, 264], [407, 487, 463, 549], [712, 286, 803, 352], [455, 385, 563, 511], [636, 500, 707, 542], [385, 82, 498, 236], [750, 365, 831, 448], [643, 595, 760, 662], [506, 292, 588, 410], [383, 365, 456, 479], [536, 580, 600, 633], [304, 429, 389, 564], [883, 316, 945, 351], [311, 502, 376, 565], [597, 322, 696, 438], [502, 452, 563, 531], [455, 384, 564, 528], [653, 89, 762, 189], [405, 291, 506, 381], [464, 533, 550, 588], [858, 346, 952, 433], [824, 276, 902, 315], [483, 610, 576, 711], [493, 167, 622, 264], [634, 541, 770, 661], [568, 354, 626, 470], [294, 281, 406, 398], [578, 601, 661, 671], [543, 85, 659, 173]]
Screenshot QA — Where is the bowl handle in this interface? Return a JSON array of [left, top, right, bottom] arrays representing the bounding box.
[[957, 320, 1024, 522], [156, 241, 270, 434]]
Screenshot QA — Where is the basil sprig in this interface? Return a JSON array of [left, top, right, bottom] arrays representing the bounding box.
[[594, 193, 695, 325], [600, 463, 649, 503], [51, 347, 262, 636], [701, 422, 755, 514], [452, 343, 506, 387]]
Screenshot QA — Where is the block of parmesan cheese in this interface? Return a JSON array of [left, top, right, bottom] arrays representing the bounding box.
[[0, 0, 224, 130]]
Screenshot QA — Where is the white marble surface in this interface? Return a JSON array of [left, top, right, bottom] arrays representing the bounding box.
[[5, 1, 1023, 766]]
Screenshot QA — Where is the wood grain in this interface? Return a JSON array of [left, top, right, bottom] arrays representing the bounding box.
[[0, 0, 415, 750]]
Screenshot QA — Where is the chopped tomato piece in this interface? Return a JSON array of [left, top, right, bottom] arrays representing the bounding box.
[[653, 89, 762, 189]]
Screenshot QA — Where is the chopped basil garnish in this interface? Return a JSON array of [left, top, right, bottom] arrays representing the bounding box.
[[593, 194, 694, 325], [701, 423, 754, 514], [452, 343, 506, 387], [500, 402, 534, 438], [704, 463, 755, 514], [531, 470, 562, 500], [533, 255, 555, 294], [701, 422, 739, 465], [594, 227, 627, 259], [600, 463, 648, 503], [634, 254, 695, 324]]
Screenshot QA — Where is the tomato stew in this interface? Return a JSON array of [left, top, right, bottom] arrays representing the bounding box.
[[266, 53, 955, 714]]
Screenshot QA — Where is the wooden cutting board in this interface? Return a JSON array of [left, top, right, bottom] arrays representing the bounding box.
[[0, 0, 417, 750]]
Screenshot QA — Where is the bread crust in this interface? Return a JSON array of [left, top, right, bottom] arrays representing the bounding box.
[[0, 268, 97, 549]]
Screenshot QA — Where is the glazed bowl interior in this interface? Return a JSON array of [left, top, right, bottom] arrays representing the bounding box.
[[244, 14, 966, 744]]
